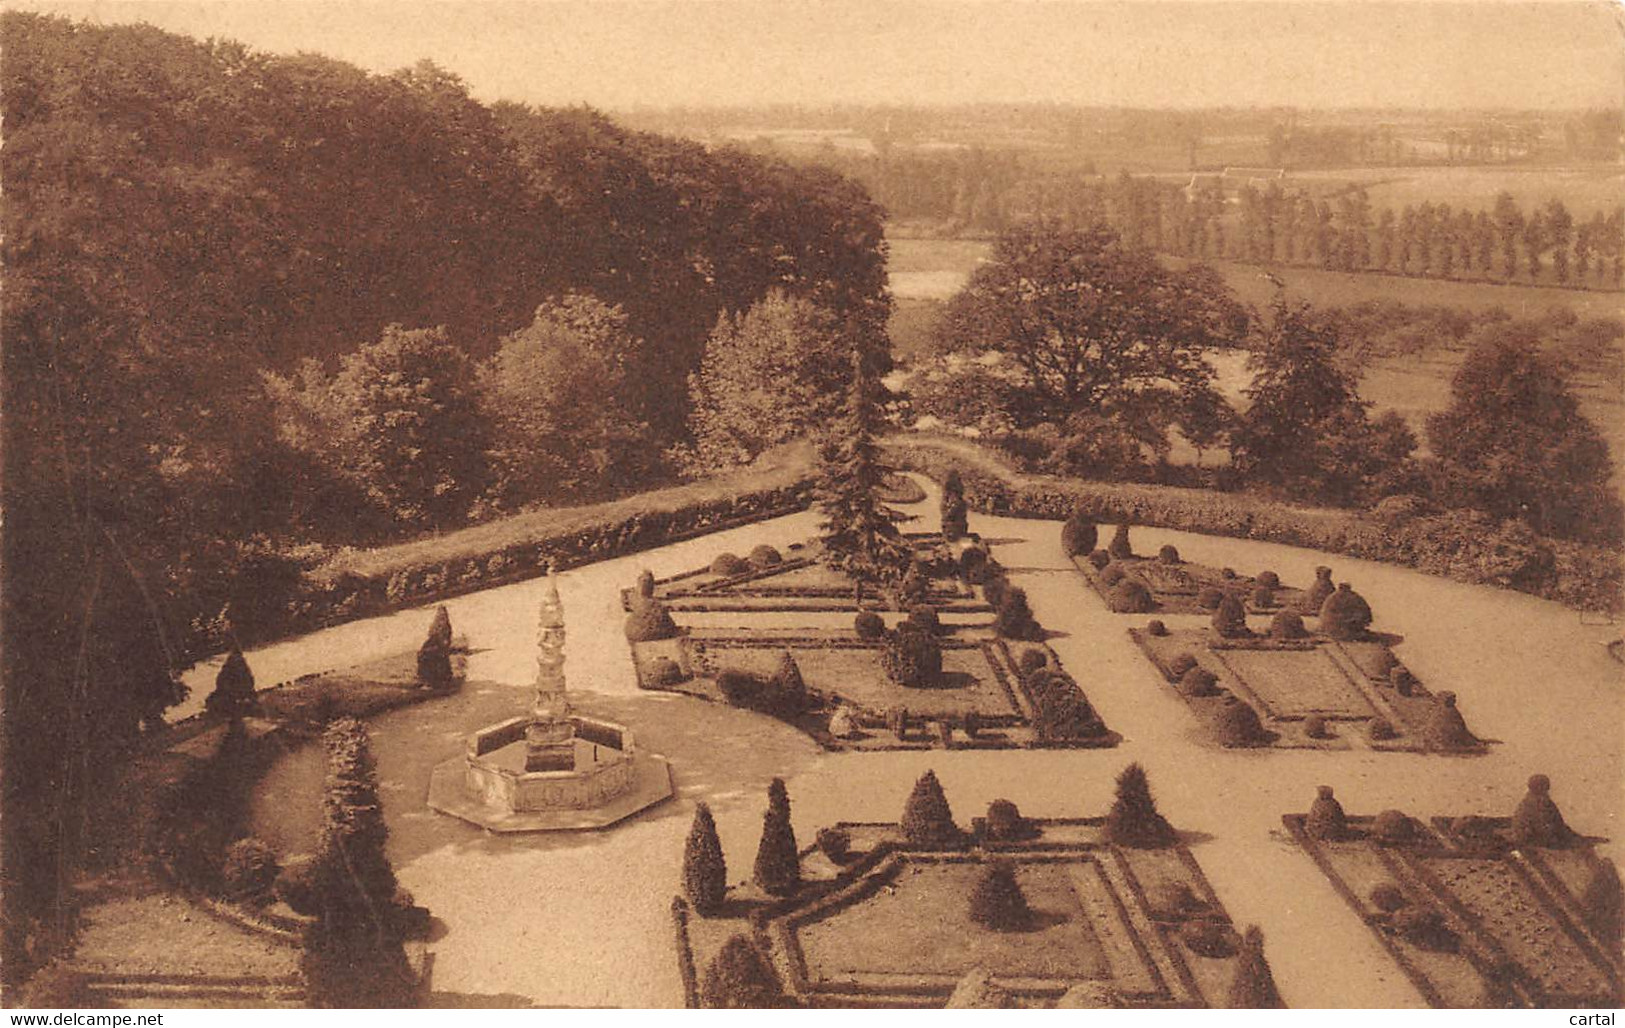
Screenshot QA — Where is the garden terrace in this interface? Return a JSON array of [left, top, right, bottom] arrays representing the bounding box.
[[620, 536, 984, 614], [676, 817, 1262, 1008], [1129, 627, 1483, 754], [1284, 812, 1622, 1007], [1073, 554, 1310, 616]]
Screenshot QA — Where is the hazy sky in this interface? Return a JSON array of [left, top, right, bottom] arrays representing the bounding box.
[[13, 0, 1625, 110]]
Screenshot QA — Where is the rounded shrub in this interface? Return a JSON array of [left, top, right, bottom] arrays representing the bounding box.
[[1210, 697, 1267, 747], [1061, 513, 1098, 558], [1367, 717, 1398, 741], [1211, 593, 1249, 638], [221, 838, 280, 904], [747, 544, 783, 569], [1145, 619, 1168, 636], [968, 860, 1032, 931], [1320, 583, 1373, 640], [816, 827, 851, 863], [1388, 666, 1415, 694], [1305, 786, 1349, 840], [883, 625, 943, 688], [1268, 611, 1308, 640], [1304, 567, 1336, 612], [701, 934, 786, 1009], [1108, 523, 1133, 559], [1256, 570, 1281, 590], [982, 572, 1010, 608], [1168, 653, 1199, 679], [1158, 544, 1181, 564], [1109, 577, 1155, 614], [983, 799, 1034, 842], [645, 657, 685, 688], [1196, 585, 1224, 611], [1372, 809, 1417, 845], [1580, 858, 1622, 950], [906, 605, 943, 636], [624, 600, 680, 642], [1178, 666, 1220, 698], [854, 609, 886, 640], [1423, 692, 1477, 750], [1087, 549, 1111, 570], [959, 545, 989, 579], [828, 706, 860, 739], [710, 552, 750, 577], [1370, 883, 1409, 913], [1179, 920, 1238, 958], [994, 587, 1042, 641], [1250, 586, 1275, 608], [1303, 714, 1331, 739], [1017, 648, 1049, 675], [1100, 563, 1127, 587]]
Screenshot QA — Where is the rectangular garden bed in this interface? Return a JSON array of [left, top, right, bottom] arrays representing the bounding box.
[[1073, 553, 1308, 616]]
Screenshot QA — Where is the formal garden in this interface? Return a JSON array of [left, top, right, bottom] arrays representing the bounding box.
[[672, 766, 1283, 1008], [1285, 777, 1623, 1007]]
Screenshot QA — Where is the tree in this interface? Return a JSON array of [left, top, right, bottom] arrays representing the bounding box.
[[1426, 322, 1621, 543], [753, 778, 800, 897], [682, 803, 727, 915], [939, 469, 969, 541], [206, 647, 257, 719], [701, 935, 785, 1008], [932, 222, 1245, 444], [1543, 200, 1574, 284], [1105, 763, 1176, 848], [481, 295, 654, 504], [815, 350, 912, 584], [968, 861, 1032, 930], [1492, 192, 1525, 279], [900, 769, 960, 847]]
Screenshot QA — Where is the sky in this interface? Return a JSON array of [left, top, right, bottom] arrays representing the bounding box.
[[11, 0, 1625, 110]]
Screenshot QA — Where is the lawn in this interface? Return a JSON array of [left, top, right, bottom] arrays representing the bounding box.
[[1215, 648, 1375, 720]]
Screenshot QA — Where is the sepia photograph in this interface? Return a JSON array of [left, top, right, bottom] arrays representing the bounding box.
[[1, 0, 1621, 1013]]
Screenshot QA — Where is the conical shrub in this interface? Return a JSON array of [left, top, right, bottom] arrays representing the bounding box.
[[901, 769, 960, 847], [206, 646, 257, 718], [994, 587, 1042, 641], [753, 778, 800, 897], [1105, 763, 1176, 848], [1210, 697, 1267, 747], [1109, 577, 1155, 614], [1510, 774, 1576, 847], [1226, 925, 1283, 1008], [1580, 857, 1622, 949], [1061, 512, 1098, 558], [682, 803, 727, 915], [1305, 786, 1348, 840], [625, 600, 680, 642], [1304, 566, 1335, 611], [969, 860, 1032, 931], [700, 934, 785, 1009], [426, 605, 453, 651], [1421, 692, 1478, 750], [1108, 523, 1133, 559]]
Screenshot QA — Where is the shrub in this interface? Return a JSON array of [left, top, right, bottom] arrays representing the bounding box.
[[1372, 810, 1417, 845], [1389, 666, 1415, 695], [1178, 666, 1220, 698], [1303, 714, 1331, 739], [901, 769, 960, 847], [415, 636, 453, 688], [895, 561, 930, 608], [1269, 611, 1308, 640], [1210, 697, 1267, 747], [1105, 763, 1176, 848], [701, 935, 785, 1008], [1370, 884, 1409, 913], [753, 779, 799, 897], [959, 544, 990, 579], [1450, 815, 1501, 850], [1368, 717, 1398, 741], [747, 544, 783, 569], [1319, 583, 1373, 639], [681, 803, 727, 914], [426, 605, 453, 651], [1062, 512, 1098, 557], [983, 799, 1035, 842], [1580, 858, 1622, 949], [1226, 925, 1283, 1008], [1305, 566, 1336, 611], [207, 646, 259, 718], [646, 657, 685, 688], [906, 605, 942, 636], [273, 853, 321, 915], [994, 587, 1042, 640], [1256, 570, 1281, 589], [1211, 593, 1249, 638], [969, 861, 1032, 931], [1099, 563, 1127, 587], [1033, 675, 1101, 742], [1196, 585, 1224, 610], [883, 625, 943, 687], [710, 553, 750, 577], [1422, 691, 1477, 750], [624, 600, 680, 642], [941, 493, 969, 541], [1511, 774, 1576, 847], [1250, 585, 1275, 608], [1109, 522, 1133, 559], [1145, 619, 1168, 636], [221, 837, 280, 904], [816, 827, 851, 863], [1180, 919, 1238, 958], [1392, 906, 1458, 951], [1158, 544, 1181, 564], [854, 609, 885, 639], [1086, 549, 1111, 570], [1305, 786, 1349, 840], [1168, 653, 1199, 679], [1109, 577, 1155, 614], [636, 569, 656, 599], [981, 571, 1010, 608]]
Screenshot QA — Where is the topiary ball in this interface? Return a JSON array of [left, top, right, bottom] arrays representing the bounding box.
[[1372, 809, 1417, 845], [1168, 653, 1199, 679], [1087, 549, 1111, 570], [1256, 570, 1280, 590], [1179, 666, 1220, 698], [646, 657, 685, 688], [747, 544, 783, 569], [1319, 583, 1373, 640], [1269, 611, 1308, 640], [1145, 619, 1168, 637], [1196, 586, 1224, 611], [1100, 563, 1127, 587], [1017, 649, 1049, 675], [1210, 697, 1267, 747], [1061, 514, 1098, 558], [625, 601, 680, 642], [710, 552, 750, 577], [1158, 544, 1181, 564], [1109, 578, 1155, 614], [1211, 592, 1249, 638], [854, 610, 886, 640], [1368, 717, 1398, 742]]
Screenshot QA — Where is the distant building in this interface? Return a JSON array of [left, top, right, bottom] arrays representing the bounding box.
[[1183, 167, 1286, 204]]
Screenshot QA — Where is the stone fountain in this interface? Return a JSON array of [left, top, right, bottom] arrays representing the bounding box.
[[428, 569, 674, 832]]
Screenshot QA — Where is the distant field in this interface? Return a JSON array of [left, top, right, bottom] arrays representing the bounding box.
[[1285, 164, 1624, 218]]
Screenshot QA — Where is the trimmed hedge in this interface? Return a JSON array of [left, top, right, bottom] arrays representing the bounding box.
[[887, 436, 1621, 614]]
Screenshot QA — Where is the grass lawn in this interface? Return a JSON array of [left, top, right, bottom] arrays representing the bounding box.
[[1216, 648, 1374, 720]]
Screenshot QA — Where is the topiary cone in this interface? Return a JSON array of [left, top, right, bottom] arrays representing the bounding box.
[[968, 860, 1032, 931], [1108, 522, 1133, 559], [1105, 763, 1177, 848], [700, 934, 785, 1009], [207, 646, 258, 717], [1510, 774, 1577, 847], [682, 803, 727, 915], [1422, 692, 1478, 750], [1226, 925, 1284, 1008], [1305, 785, 1348, 840], [901, 769, 960, 847], [426, 605, 453, 651], [1580, 857, 1622, 949]]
